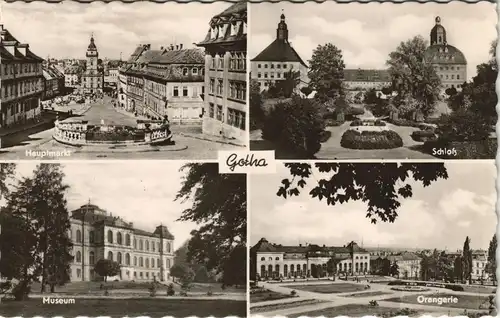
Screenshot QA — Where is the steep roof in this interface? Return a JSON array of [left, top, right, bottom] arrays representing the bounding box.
[[150, 48, 204, 65], [252, 39, 307, 67], [197, 2, 247, 47], [343, 69, 391, 82], [424, 44, 467, 65], [252, 238, 369, 254]]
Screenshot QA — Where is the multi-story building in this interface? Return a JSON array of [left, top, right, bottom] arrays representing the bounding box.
[[81, 35, 103, 95], [104, 68, 119, 85], [119, 44, 205, 123], [0, 24, 44, 128], [251, 13, 308, 93], [471, 250, 489, 281], [64, 66, 81, 88], [197, 2, 247, 142], [424, 16, 467, 91], [69, 203, 175, 282], [42, 64, 65, 100], [252, 238, 371, 280], [343, 69, 391, 91]]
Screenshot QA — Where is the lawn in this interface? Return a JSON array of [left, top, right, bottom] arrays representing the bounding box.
[[29, 281, 244, 294], [462, 285, 496, 294], [286, 283, 366, 294], [250, 289, 294, 303], [288, 304, 424, 318], [385, 293, 492, 310], [251, 299, 328, 314], [0, 298, 246, 317], [341, 291, 393, 298]]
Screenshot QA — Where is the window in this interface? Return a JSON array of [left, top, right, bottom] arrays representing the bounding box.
[[117, 252, 122, 264], [134, 256, 137, 266], [152, 242, 155, 252], [183, 87, 188, 97], [89, 231, 95, 244], [457, 74, 460, 80], [209, 103, 215, 118], [166, 242, 171, 253], [107, 230, 113, 243], [151, 258, 155, 268], [126, 253, 130, 265], [275, 257, 280, 260], [261, 257, 265, 261], [209, 78, 215, 93], [173, 86, 179, 97], [76, 230, 82, 243], [77, 269, 81, 278], [192, 68, 198, 75], [76, 251, 82, 263], [146, 258, 149, 268], [218, 54, 224, 69], [216, 105, 223, 121], [146, 241, 149, 251], [140, 257, 144, 267], [157, 259, 160, 267], [216, 80, 223, 96], [126, 234, 131, 246], [117, 232, 122, 245], [264, 73, 268, 79], [257, 73, 261, 78], [182, 68, 188, 76], [227, 108, 246, 130], [139, 240, 143, 250], [108, 251, 113, 261], [210, 55, 216, 69], [134, 239, 137, 248], [89, 252, 95, 265]]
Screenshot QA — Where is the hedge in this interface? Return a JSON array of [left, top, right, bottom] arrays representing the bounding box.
[[350, 120, 363, 127], [387, 280, 464, 292], [325, 119, 345, 127], [411, 130, 437, 142], [374, 120, 386, 127], [350, 120, 386, 127], [340, 130, 403, 149], [423, 138, 497, 159]]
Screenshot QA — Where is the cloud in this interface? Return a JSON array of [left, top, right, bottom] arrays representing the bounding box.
[[249, 2, 496, 79], [0, 1, 231, 59]]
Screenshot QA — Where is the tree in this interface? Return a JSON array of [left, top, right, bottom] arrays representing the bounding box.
[[462, 236, 473, 284], [262, 96, 325, 158], [364, 89, 379, 105], [487, 234, 497, 285], [390, 262, 399, 277], [93, 259, 120, 282], [277, 163, 448, 223], [326, 258, 338, 277], [438, 108, 491, 142], [194, 266, 209, 283], [180, 267, 195, 292], [454, 255, 463, 283], [250, 79, 265, 130], [0, 163, 15, 199], [386, 36, 441, 118], [311, 264, 318, 278], [269, 70, 301, 98], [170, 263, 188, 283], [221, 245, 246, 286], [176, 163, 246, 286], [308, 43, 345, 101], [445, 87, 457, 97], [300, 86, 313, 97]]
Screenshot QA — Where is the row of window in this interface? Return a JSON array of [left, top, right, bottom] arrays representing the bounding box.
[[172, 85, 203, 98], [228, 81, 246, 101], [209, 78, 223, 96], [439, 74, 461, 80], [1, 79, 42, 100], [73, 229, 172, 253], [74, 250, 173, 269], [74, 268, 164, 280], [227, 108, 246, 130], [256, 63, 291, 70], [210, 52, 247, 72], [260, 255, 368, 262], [209, 20, 247, 40], [436, 65, 461, 71], [1, 62, 41, 76], [2, 98, 39, 117]]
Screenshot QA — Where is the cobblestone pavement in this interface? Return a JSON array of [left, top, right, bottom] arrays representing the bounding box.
[[0, 98, 242, 160]]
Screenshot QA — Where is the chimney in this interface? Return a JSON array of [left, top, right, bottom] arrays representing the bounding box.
[[180, 44, 183, 50], [175, 45, 179, 50], [299, 244, 302, 247], [160, 46, 164, 50], [170, 44, 174, 50]]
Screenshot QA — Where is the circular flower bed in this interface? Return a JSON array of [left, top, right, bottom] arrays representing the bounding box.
[[390, 286, 430, 292], [341, 130, 404, 149], [411, 130, 437, 142], [350, 119, 387, 127]]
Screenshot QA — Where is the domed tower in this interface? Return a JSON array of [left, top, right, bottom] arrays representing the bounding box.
[[276, 12, 289, 42], [430, 16, 447, 45], [86, 35, 98, 73]]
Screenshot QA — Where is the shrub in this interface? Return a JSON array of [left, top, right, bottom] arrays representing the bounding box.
[[166, 283, 175, 296], [207, 286, 213, 296], [319, 130, 332, 143], [424, 138, 496, 159], [411, 130, 437, 142], [11, 281, 30, 301], [346, 106, 365, 116], [350, 120, 363, 127], [291, 290, 297, 296], [374, 120, 386, 127], [341, 130, 403, 149], [388, 118, 419, 127], [148, 282, 157, 297], [325, 119, 344, 127]]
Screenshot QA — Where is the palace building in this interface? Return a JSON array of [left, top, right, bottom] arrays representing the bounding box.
[[0, 24, 44, 128], [343, 69, 391, 91], [69, 203, 175, 282], [81, 35, 104, 95], [250, 13, 308, 92], [197, 2, 247, 143], [251, 238, 371, 280], [423, 16, 467, 91]]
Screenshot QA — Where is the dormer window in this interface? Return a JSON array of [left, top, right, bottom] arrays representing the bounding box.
[[182, 68, 188, 76], [243, 22, 247, 35], [210, 27, 217, 39], [218, 24, 227, 39], [192, 68, 198, 75], [231, 21, 239, 36]]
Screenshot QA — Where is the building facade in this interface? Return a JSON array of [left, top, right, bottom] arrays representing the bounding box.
[[119, 44, 205, 123], [252, 238, 371, 280], [197, 2, 247, 142], [64, 66, 81, 88], [424, 16, 467, 91], [69, 203, 175, 282], [42, 64, 65, 100], [81, 36, 103, 95], [343, 69, 391, 91], [0, 25, 44, 128], [251, 13, 309, 92], [471, 251, 489, 281]]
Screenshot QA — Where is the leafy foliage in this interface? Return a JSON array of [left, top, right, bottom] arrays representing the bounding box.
[[250, 79, 265, 130], [462, 237, 473, 284], [487, 234, 497, 285], [266, 70, 301, 99], [277, 163, 448, 223], [308, 43, 346, 101], [94, 259, 120, 282], [386, 36, 441, 117], [437, 108, 491, 142], [0, 163, 15, 199], [262, 96, 325, 158], [176, 163, 246, 286]]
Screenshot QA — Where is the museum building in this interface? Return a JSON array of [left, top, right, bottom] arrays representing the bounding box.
[[69, 203, 175, 282], [252, 238, 371, 279]]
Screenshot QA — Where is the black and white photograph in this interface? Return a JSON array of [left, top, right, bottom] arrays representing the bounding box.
[[249, 2, 497, 160], [0, 162, 246, 316], [0, 0, 247, 160], [250, 162, 497, 317]]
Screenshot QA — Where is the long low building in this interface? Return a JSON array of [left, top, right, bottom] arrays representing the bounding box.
[[69, 203, 175, 282], [252, 238, 371, 280]]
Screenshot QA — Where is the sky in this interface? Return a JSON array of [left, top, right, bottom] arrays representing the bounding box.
[[250, 162, 497, 252], [249, 2, 497, 80], [1, 162, 201, 250], [0, 1, 232, 60]]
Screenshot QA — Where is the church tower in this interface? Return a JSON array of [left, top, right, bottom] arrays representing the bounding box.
[[276, 13, 289, 42], [430, 16, 447, 45], [82, 34, 103, 95], [86, 35, 98, 75]]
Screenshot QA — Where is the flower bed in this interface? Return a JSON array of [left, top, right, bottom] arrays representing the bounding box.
[[341, 130, 403, 149], [390, 286, 430, 292], [411, 130, 437, 142], [388, 280, 464, 292], [86, 128, 145, 142], [350, 119, 386, 127]]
